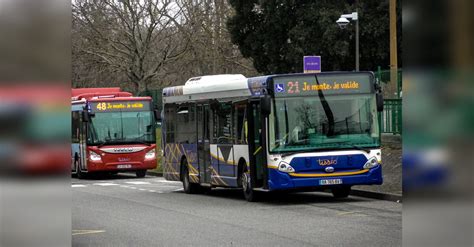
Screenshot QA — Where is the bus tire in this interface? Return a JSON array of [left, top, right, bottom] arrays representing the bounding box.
[[136, 170, 147, 178], [75, 158, 86, 179], [332, 186, 351, 198], [241, 167, 258, 202], [181, 159, 199, 194]]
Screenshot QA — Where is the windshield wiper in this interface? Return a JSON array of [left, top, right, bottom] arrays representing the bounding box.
[[281, 151, 300, 158], [97, 141, 107, 148], [132, 139, 151, 146], [350, 145, 371, 154]]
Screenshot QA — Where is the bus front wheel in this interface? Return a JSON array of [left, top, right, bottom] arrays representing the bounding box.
[[75, 159, 86, 179], [332, 186, 351, 198], [136, 170, 147, 178], [241, 168, 258, 202]]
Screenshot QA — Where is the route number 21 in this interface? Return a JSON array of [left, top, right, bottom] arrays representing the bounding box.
[[287, 81, 300, 94]]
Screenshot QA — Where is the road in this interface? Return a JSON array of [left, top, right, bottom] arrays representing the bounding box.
[[72, 174, 402, 247]]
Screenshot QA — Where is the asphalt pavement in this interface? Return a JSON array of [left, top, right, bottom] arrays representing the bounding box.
[[72, 174, 402, 247]]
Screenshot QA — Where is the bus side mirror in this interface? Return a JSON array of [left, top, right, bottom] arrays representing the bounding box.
[[376, 92, 384, 112], [261, 95, 271, 116]]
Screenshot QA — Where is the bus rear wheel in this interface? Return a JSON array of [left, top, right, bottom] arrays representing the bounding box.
[[241, 168, 258, 202], [182, 161, 199, 194], [332, 186, 351, 198], [136, 170, 147, 178]]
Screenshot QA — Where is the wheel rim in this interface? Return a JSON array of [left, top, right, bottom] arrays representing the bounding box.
[[183, 168, 189, 190], [242, 172, 250, 192]]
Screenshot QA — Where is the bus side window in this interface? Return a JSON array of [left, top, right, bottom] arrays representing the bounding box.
[[72, 111, 81, 143], [216, 102, 232, 144], [234, 104, 247, 144], [176, 105, 196, 144], [165, 105, 175, 143]]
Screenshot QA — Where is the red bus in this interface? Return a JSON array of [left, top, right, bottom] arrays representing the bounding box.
[[71, 88, 158, 178]]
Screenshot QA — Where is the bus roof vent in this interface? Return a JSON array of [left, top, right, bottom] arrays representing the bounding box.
[[184, 74, 246, 86]]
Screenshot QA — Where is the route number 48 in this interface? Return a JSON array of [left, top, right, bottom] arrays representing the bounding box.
[[96, 102, 107, 111]]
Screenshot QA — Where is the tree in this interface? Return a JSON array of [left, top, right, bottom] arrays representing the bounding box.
[[72, 0, 258, 93], [73, 0, 190, 94], [227, 0, 402, 74]]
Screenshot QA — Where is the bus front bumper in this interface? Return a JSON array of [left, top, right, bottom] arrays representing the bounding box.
[[267, 165, 383, 191], [87, 159, 157, 172]]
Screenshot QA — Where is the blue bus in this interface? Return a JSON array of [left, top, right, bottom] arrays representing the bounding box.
[[161, 72, 384, 201]]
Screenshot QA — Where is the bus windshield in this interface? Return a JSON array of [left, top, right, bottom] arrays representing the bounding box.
[[269, 94, 380, 153], [87, 111, 155, 145]]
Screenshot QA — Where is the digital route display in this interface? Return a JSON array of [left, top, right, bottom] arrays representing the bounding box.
[[89, 100, 151, 112], [272, 72, 374, 97]]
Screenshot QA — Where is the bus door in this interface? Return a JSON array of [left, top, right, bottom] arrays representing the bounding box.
[[197, 105, 211, 183], [247, 100, 267, 188], [72, 109, 88, 172]]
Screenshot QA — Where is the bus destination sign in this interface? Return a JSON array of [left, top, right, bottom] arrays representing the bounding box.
[[273, 73, 373, 97], [89, 100, 151, 112]]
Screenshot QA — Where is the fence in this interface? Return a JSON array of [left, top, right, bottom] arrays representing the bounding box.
[[379, 99, 402, 135], [375, 68, 402, 135]]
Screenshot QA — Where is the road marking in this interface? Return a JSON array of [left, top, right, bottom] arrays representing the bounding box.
[[173, 188, 184, 192], [148, 190, 156, 192], [337, 211, 367, 217], [155, 180, 181, 184], [72, 184, 86, 188], [139, 188, 146, 191], [93, 182, 119, 186], [125, 181, 151, 185], [129, 187, 137, 189], [72, 230, 106, 236]]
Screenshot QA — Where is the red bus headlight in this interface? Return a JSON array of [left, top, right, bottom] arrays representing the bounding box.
[[89, 151, 102, 162], [145, 149, 155, 160]]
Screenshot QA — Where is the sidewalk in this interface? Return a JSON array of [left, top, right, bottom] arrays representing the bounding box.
[[354, 134, 402, 196]]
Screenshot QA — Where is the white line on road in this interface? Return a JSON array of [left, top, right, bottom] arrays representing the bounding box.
[[154, 180, 181, 184], [139, 188, 146, 191], [93, 183, 119, 186], [72, 184, 86, 188], [125, 181, 151, 185]]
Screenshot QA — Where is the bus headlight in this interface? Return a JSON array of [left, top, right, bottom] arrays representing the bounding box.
[[278, 161, 295, 173], [89, 151, 102, 162], [363, 157, 379, 169], [145, 149, 156, 160]]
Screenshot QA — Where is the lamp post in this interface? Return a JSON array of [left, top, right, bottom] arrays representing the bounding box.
[[336, 12, 359, 71]]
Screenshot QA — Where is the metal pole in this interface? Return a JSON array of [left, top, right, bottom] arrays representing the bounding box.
[[355, 17, 359, 71]]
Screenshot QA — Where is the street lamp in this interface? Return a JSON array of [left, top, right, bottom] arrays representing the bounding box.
[[336, 12, 359, 71]]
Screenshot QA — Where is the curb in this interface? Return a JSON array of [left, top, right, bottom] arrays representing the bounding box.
[[146, 171, 402, 203], [147, 171, 163, 177], [350, 189, 402, 203]]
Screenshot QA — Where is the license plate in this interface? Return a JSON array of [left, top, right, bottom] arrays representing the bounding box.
[[117, 164, 132, 169], [319, 179, 342, 185]]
